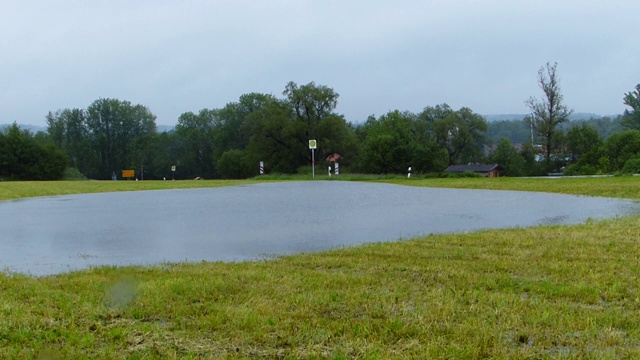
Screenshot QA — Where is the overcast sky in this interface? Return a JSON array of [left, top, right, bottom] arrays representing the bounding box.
[[2, 0, 639, 127]]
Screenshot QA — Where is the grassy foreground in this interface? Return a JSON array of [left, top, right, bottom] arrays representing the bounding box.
[[1, 177, 640, 359]]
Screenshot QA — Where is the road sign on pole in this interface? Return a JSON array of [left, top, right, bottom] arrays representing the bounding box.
[[309, 140, 317, 179]]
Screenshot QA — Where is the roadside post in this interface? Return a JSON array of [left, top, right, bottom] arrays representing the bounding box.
[[408, 166, 412, 178], [171, 165, 176, 180], [259, 161, 264, 175], [335, 163, 339, 175], [309, 140, 317, 179]]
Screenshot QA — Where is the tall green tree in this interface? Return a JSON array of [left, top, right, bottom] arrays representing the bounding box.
[[46, 108, 94, 175], [525, 62, 573, 170], [621, 84, 640, 130], [565, 123, 601, 163], [315, 114, 359, 168], [212, 93, 279, 177], [416, 104, 454, 145], [601, 130, 640, 172], [359, 111, 416, 174], [243, 82, 357, 175], [245, 97, 310, 174], [490, 138, 527, 177], [175, 109, 219, 179], [214, 93, 276, 157], [283, 81, 339, 139], [85, 98, 157, 179], [432, 106, 488, 165], [358, 110, 447, 174], [147, 130, 181, 180]]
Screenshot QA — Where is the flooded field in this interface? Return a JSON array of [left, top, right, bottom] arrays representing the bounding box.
[[1, 181, 638, 276]]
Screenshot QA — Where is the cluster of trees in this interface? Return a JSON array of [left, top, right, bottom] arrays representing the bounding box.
[[563, 129, 640, 175], [3, 70, 640, 180], [37, 82, 491, 180], [46, 99, 156, 179], [485, 117, 631, 176], [40, 83, 358, 180], [357, 105, 488, 174], [0, 124, 67, 180], [488, 63, 640, 176], [487, 116, 624, 145]]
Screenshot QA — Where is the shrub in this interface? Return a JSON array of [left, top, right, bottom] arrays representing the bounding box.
[[621, 157, 640, 174], [216, 150, 254, 179], [442, 171, 482, 178], [63, 168, 87, 180], [563, 164, 597, 176]]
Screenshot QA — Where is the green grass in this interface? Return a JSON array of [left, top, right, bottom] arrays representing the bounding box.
[[1, 176, 640, 358], [0, 179, 258, 201], [2, 175, 639, 201], [385, 175, 640, 199]]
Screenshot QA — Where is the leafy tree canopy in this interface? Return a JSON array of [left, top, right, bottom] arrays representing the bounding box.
[[621, 84, 640, 130]]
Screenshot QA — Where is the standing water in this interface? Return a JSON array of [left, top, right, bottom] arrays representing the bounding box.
[[0, 181, 638, 276]]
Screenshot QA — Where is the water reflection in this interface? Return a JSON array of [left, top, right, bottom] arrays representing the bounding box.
[[0, 181, 638, 276]]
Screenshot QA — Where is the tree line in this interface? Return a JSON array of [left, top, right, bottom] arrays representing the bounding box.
[[2, 70, 640, 180], [36, 83, 490, 180]]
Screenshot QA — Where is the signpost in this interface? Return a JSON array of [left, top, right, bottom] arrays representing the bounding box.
[[309, 140, 317, 179], [171, 165, 176, 180], [122, 169, 135, 179]]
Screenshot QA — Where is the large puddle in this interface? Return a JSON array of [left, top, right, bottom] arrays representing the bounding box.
[[1, 181, 638, 276]]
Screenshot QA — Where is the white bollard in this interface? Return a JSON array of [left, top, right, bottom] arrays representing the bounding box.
[[408, 166, 412, 178]]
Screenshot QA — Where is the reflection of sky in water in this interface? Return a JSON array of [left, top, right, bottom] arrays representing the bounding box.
[[1, 181, 638, 276]]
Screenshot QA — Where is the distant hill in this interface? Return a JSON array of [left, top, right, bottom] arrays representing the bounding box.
[[0, 123, 47, 133], [483, 113, 609, 122], [483, 114, 528, 122], [2, 124, 176, 133], [570, 113, 607, 121], [157, 125, 175, 133]]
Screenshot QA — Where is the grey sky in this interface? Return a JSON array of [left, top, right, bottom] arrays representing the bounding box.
[[2, 0, 639, 127]]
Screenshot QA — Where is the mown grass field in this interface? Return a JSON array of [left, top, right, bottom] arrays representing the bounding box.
[[0, 179, 256, 201], [1, 176, 639, 359], [1, 174, 638, 201]]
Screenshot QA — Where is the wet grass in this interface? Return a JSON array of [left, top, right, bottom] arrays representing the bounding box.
[[1, 176, 640, 358], [386, 175, 640, 199], [2, 175, 639, 201], [0, 179, 258, 201]]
